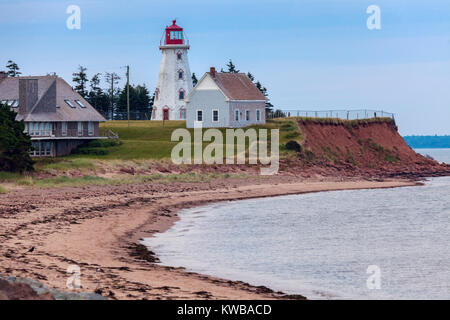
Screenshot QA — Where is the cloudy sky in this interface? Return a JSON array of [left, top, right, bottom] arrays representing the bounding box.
[[1, 0, 449, 135]]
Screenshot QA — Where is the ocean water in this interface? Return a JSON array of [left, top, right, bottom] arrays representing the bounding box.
[[415, 148, 450, 164], [144, 177, 450, 300]]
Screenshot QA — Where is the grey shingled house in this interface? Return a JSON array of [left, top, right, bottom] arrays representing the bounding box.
[[0, 71, 106, 157]]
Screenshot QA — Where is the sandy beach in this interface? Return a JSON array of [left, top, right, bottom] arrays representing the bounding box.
[[0, 176, 420, 300]]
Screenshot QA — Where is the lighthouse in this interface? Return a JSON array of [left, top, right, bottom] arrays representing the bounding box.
[[152, 20, 193, 120]]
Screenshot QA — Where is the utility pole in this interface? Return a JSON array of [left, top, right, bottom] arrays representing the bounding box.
[[126, 65, 130, 127]]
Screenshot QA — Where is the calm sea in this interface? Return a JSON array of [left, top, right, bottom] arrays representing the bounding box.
[[415, 148, 450, 164], [144, 149, 450, 300]]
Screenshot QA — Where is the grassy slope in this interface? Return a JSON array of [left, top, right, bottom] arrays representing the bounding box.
[[0, 119, 301, 188], [67, 119, 304, 160]]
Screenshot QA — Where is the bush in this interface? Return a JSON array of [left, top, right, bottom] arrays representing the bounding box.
[[0, 103, 34, 172], [86, 139, 121, 148], [73, 147, 110, 155], [285, 140, 302, 153]]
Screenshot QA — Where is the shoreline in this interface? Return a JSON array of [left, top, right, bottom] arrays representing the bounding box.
[[0, 175, 422, 300]]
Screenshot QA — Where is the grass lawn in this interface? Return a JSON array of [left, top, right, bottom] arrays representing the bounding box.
[[62, 119, 304, 161]]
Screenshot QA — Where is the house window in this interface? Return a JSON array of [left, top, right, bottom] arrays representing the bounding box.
[[178, 70, 184, 80], [212, 110, 219, 122], [235, 109, 239, 121], [45, 122, 50, 136], [65, 100, 75, 108], [180, 108, 186, 119], [197, 110, 203, 122], [61, 122, 67, 136], [245, 110, 250, 121], [77, 122, 83, 136], [75, 100, 86, 108], [256, 110, 261, 121], [45, 142, 51, 156], [179, 89, 185, 100], [88, 122, 94, 136]]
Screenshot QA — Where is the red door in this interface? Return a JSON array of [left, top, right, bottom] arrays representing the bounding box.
[[163, 109, 169, 121]]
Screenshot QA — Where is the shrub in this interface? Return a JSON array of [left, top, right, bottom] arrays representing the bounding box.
[[0, 103, 34, 172], [285, 140, 302, 153]]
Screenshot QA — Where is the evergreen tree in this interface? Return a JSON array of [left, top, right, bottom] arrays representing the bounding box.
[[117, 84, 151, 119], [247, 72, 255, 82], [72, 65, 89, 98], [192, 73, 198, 87], [225, 59, 239, 73], [6, 60, 21, 77], [0, 102, 34, 172], [87, 73, 109, 117], [105, 72, 121, 120]]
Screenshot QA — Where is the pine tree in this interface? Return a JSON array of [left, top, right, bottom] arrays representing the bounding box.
[[0, 102, 34, 172], [192, 73, 198, 86], [247, 72, 255, 82], [87, 73, 109, 117], [72, 65, 89, 98], [6, 60, 21, 77], [226, 59, 239, 73]]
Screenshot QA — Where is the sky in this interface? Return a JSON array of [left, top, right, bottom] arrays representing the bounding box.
[[0, 0, 449, 135]]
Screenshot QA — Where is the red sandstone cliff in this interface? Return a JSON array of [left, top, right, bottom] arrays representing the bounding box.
[[282, 118, 450, 179]]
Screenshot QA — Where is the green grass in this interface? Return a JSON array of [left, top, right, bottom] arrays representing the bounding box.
[[59, 119, 305, 161], [32, 172, 249, 188], [0, 171, 34, 185], [35, 158, 96, 171]]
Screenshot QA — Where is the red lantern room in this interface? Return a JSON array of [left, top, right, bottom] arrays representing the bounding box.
[[164, 20, 185, 45]]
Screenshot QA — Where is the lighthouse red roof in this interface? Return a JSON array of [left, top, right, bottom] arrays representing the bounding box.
[[166, 20, 182, 30], [164, 20, 185, 45]]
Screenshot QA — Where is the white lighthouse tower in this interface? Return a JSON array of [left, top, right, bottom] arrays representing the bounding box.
[[152, 20, 193, 120]]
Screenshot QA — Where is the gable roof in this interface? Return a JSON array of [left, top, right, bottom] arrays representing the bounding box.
[[209, 72, 266, 101], [0, 75, 106, 122]]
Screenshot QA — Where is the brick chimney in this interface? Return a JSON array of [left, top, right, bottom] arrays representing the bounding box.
[[210, 67, 216, 78], [0, 71, 7, 80], [19, 78, 38, 114]]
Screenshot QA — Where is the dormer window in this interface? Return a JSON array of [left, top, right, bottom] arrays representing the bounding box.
[[65, 100, 75, 108], [7, 100, 19, 108], [75, 100, 86, 108], [178, 89, 185, 100]]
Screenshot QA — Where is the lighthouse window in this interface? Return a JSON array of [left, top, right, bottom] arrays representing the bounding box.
[[170, 31, 183, 40], [178, 70, 184, 80], [179, 89, 185, 100], [155, 88, 159, 100], [177, 52, 182, 60]]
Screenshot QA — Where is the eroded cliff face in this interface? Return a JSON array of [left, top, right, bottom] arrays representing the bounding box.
[[287, 119, 450, 179]]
